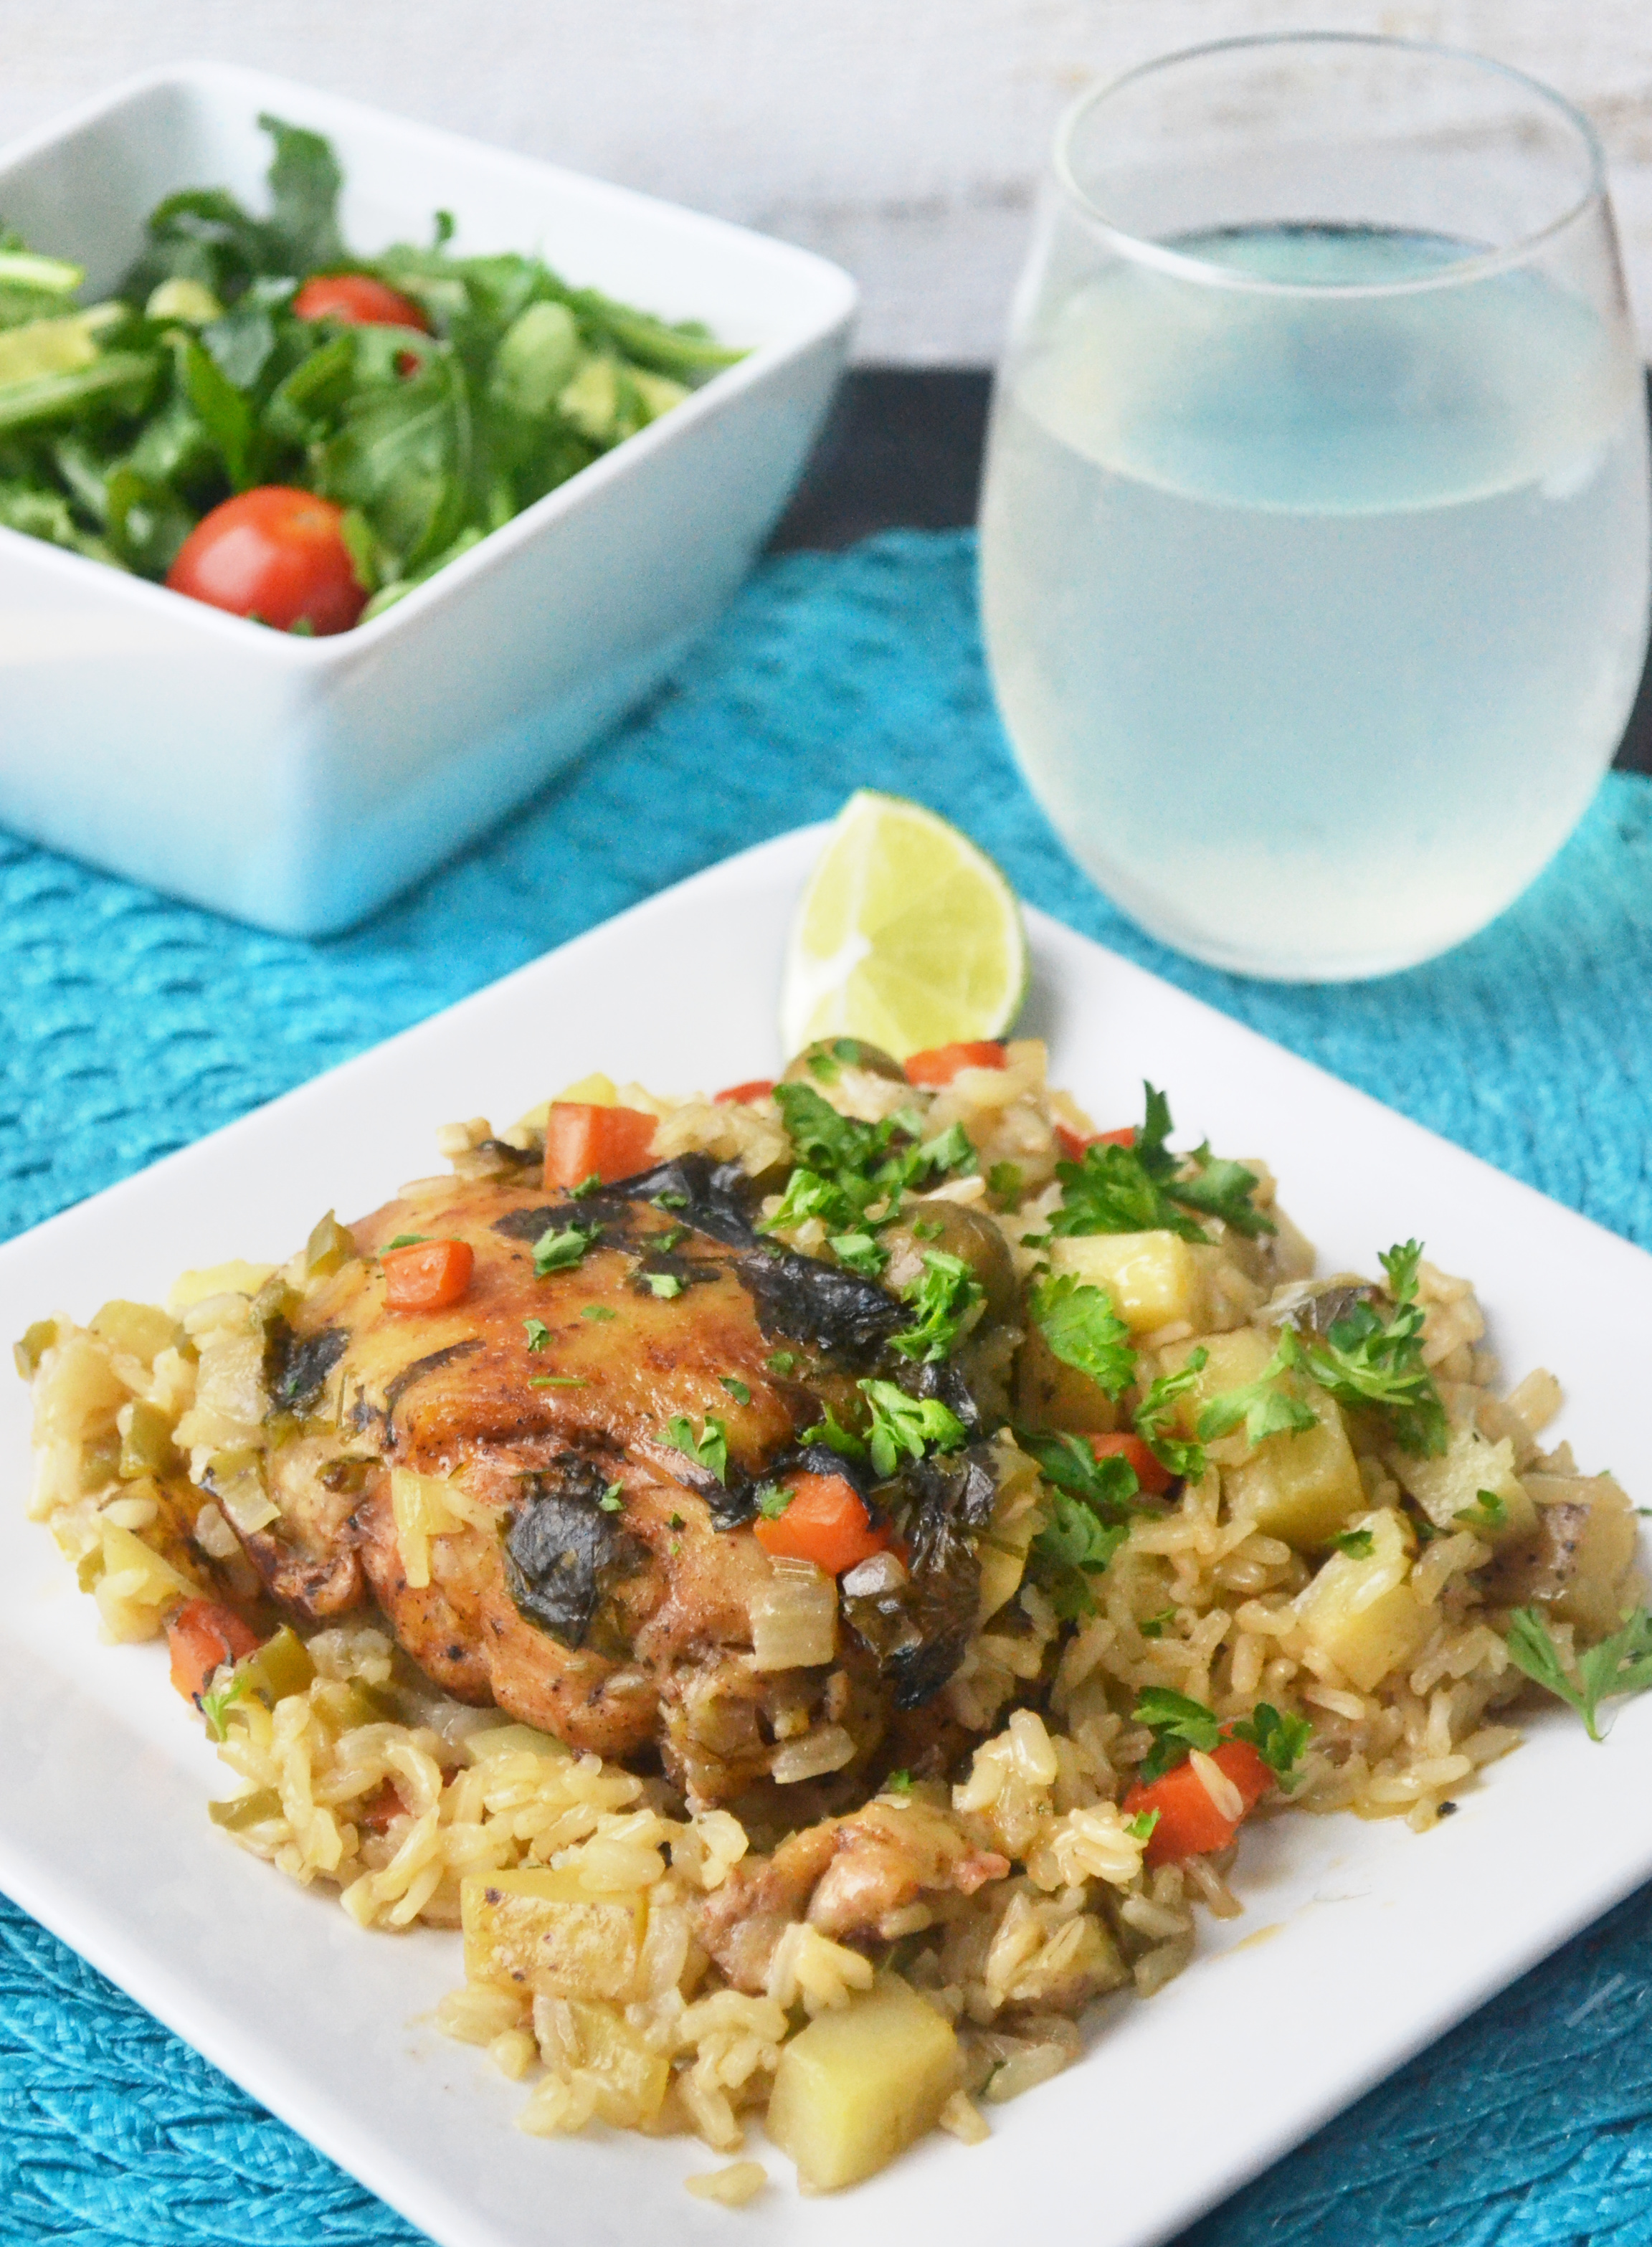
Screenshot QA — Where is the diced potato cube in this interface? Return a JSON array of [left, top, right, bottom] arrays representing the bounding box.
[[1228, 1393, 1364, 1549], [167, 1261, 277, 1314], [564, 1999, 670, 2127], [977, 1447, 1045, 1622], [766, 1974, 959, 2193], [1048, 1232, 1203, 1336], [1162, 1326, 1276, 1429], [90, 1299, 179, 1366], [93, 1520, 199, 1642], [1393, 1428, 1535, 1544], [1523, 1475, 1640, 1637], [1014, 1319, 1121, 1434], [461, 1867, 645, 2003], [1296, 1509, 1429, 1691]]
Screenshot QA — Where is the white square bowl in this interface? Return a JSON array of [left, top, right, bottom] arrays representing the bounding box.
[[0, 64, 856, 935]]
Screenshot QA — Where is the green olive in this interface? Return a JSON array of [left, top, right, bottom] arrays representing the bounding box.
[[882, 1202, 1019, 1326], [782, 1037, 908, 1089]]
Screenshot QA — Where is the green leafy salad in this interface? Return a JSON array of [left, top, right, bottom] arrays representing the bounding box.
[[0, 113, 741, 630]]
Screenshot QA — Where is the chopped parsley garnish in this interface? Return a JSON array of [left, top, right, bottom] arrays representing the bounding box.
[[644, 1272, 684, 1300], [1132, 1687, 1222, 1783], [1197, 1330, 1318, 1446], [828, 1230, 888, 1279], [1504, 1605, 1652, 1742], [198, 1670, 248, 1742], [659, 1412, 729, 1485], [1133, 1349, 1208, 1482], [1229, 1704, 1312, 1789], [1017, 1428, 1145, 1617], [858, 1380, 969, 1478], [797, 1401, 865, 1460], [1028, 1273, 1136, 1398], [385, 1232, 429, 1250], [523, 1318, 551, 1353], [1456, 1491, 1507, 1531], [569, 1173, 604, 1199], [532, 1220, 602, 1276], [581, 1304, 617, 1322], [890, 1250, 984, 1365], [766, 1350, 799, 1376], [765, 1083, 976, 1243], [667, 1512, 685, 1531], [1285, 1242, 1448, 1456], [802, 1382, 969, 1478], [531, 1374, 587, 1388], [652, 1189, 688, 1210], [719, 1375, 751, 1405], [885, 1769, 914, 1796], [754, 1481, 792, 1519], [597, 1483, 625, 1513], [1139, 1608, 1176, 1639], [1049, 1084, 1273, 1245], [1330, 1527, 1375, 1559], [1126, 1809, 1159, 1843], [987, 1161, 1023, 1201], [1030, 1489, 1129, 1618]]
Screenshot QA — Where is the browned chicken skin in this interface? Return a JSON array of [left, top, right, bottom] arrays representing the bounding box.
[[247, 1159, 946, 1802]]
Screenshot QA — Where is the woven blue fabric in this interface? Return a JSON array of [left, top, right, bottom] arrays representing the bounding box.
[[4, 528, 1652, 2245]]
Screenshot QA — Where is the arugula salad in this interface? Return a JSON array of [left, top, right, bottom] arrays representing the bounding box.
[[0, 114, 741, 632]]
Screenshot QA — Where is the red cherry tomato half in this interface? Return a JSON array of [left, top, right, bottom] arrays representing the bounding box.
[[292, 273, 432, 332], [166, 488, 368, 635]]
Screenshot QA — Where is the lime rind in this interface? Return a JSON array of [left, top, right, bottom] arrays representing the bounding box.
[[780, 792, 1030, 1058]]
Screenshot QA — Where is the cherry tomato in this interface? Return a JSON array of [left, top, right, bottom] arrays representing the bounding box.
[[292, 273, 432, 331], [166, 488, 368, 635]]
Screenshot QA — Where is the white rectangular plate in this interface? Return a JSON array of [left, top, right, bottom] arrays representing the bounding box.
[[1, 824, 1648, 2247]]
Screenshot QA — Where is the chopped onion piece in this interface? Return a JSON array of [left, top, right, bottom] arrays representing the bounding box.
[[771, 1724, 855, 1785], [749, 1557, 837, 1671]]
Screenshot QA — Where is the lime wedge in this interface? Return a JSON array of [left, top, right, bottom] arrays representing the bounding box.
[[780, 793, 1029, 1060]]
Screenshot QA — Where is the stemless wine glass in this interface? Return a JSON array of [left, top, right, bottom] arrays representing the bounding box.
[[979, 34, 1651, 980]]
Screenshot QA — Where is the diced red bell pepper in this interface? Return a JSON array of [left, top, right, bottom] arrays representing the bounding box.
[[903, 1041, 1008, 1087], [167, 1600, 261, 1705], [1055, 1123, 1136, 1162], [754, 1471, 890, 1575], [384, 1238, 475, 1311], [714, 1078, 777, 1105], [1088, 1431, 1172, 1498], [1122, 1737, 1276, 1865], [543, 1103, 658, 1189]]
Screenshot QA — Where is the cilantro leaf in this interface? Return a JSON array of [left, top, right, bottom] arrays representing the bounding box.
[[766, 1351, 799, 1376], [857, 1379, 969, 1478], [658, 1412, 729, 1486], [1330, 1527, 1375, 1558], [597, 1483, 625, 1513], [643, 1272, 683, 1299], [1132, 1687, 1221, 1783], [581, 1304, 617, 1323], [890, 1250, 984, 1364], [719, 1375, 751, 1405], [1139, 1607, 1175, 1639], [385, 1232, 429, 1250], [884, 1768, 914, 1796], [1456, 1490, 1506, 1532], [1288, 1241, 1448, 1456], [569, 1173, 604, 1199], [1126, 1808, 1160, 1842], [533, 1220, 601, 1276], [1029, 1273, 1136, 1398], [523, 1318, 551, 1353], [1132, 1349, 1207, 1482], [1505, 1605, 1652, 1742], [765, 1083, 974, 1243], [988, 1162, 1024, 1201], [1229, 1702, 1312, 1789], [1169, 1148, 1278, 1240], [1197, 1329, 1318, 1445], [754, 1482, 792, 1519]]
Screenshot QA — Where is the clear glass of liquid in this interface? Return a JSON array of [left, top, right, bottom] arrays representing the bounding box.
[[979, 35, 1651, 980]]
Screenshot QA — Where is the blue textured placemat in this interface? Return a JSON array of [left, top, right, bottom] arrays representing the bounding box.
[[5, 528, 1652, 2246]]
